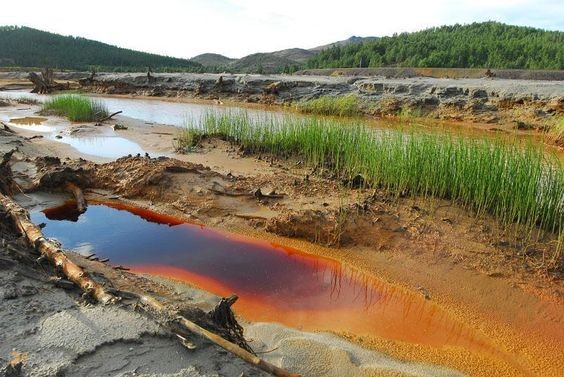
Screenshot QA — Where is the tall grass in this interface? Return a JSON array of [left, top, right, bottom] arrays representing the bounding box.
[[547, 116, 564, 147], [186, 111, 563, 237], [42, 94, 108, 122], [296, 95, 361, 117]]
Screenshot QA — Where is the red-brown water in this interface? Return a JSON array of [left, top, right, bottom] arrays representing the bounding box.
[[34, 201, 521, 368]]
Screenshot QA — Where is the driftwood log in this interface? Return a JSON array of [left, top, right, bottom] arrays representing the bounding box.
[[0, 193, 115, 303], [0, 192, 299, 377], [29, 68, 65, 94]]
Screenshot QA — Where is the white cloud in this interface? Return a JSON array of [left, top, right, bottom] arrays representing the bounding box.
[[0, 0, 561, 59]]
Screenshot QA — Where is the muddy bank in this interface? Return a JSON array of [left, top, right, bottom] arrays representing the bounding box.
[[75, 72, 564, 128], [1, 100, 563, 376]]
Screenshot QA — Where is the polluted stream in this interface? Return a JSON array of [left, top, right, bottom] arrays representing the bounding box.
[[30, 200, 525, 372]]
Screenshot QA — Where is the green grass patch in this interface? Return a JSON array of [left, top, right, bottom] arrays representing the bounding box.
[[186, 111, 563, 237], [42, 94, 108, 122], [546, 116, 564, 147], [174, 128, 205, 153], [296, 95, 361, 117]]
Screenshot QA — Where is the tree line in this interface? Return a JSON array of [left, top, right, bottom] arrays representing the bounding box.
[[0, 26, 202, 72], [306, 22, 564, 70]]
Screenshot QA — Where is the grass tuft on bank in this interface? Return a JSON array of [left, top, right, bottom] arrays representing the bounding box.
[[42, 94, 108, 122], [547, 116, 564, 147], [296, 95, 361, 117], [185, 111, 563, 237]]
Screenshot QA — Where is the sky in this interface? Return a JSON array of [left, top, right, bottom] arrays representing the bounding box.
[[0, 0, 562, 59]]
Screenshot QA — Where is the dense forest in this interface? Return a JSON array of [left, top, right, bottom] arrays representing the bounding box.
[[0, 26, 202, 72], [306, 22, 564, 70]]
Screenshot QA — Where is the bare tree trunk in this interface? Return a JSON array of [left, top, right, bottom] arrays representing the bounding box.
[[29, 68, 63, 94]]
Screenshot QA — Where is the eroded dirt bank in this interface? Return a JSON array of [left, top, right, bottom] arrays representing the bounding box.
[[73, 72, 564, 129]]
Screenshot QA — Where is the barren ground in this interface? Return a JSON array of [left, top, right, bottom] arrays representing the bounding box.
[[0, 97, 562, 376]]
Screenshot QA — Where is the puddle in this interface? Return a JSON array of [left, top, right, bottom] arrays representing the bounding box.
[[52, 135, 146, 159], [9, 116, 48, 125], [32, 201, 517, 366]]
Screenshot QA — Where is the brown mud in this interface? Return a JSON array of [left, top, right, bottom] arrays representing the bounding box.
[[9, 141, 562, 376], [0, 98, 562, 376]]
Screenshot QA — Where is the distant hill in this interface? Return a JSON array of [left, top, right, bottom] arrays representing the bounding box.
[[191, 53, 235, 67], [225, 48, 316, 73], [0, 26, 202, 72], [310, 36, 378, 52], [306, 22, 564, 70], [198, 39, 371, 74]]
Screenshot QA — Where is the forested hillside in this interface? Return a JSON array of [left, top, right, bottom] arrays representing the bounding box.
[[0, 26, 201, 72], [306, 22, 564, 70]]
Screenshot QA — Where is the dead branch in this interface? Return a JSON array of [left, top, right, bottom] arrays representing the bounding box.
[[136, 294, 298, 377], [1, 121, 15, 133], [64, 182, 87, 213], [207, 295, 251, 352], [98, 110, 123, 123], [0, 193, 115, 304], [0, 150, 16, 195]]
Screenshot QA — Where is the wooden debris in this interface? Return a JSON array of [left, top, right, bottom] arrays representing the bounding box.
[[0, 193, 115, 304], [99, 111, 123, 123], [0, 150, 16, 195], [1, 121, 15, 133], [0, 190, 298, 376], [136, 294, 298, 377], [64, 182, 87, 213], [29, 68, 65, 94]]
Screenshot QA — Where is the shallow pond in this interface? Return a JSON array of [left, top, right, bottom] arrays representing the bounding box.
[[31, 200, 521, 369]]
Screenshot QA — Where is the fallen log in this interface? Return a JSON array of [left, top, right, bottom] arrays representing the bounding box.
[[0, 191, 299, 377], [0, 193, 115, 304], [64, 182, 87, 213]]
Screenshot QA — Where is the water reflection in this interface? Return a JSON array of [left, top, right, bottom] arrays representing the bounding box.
[[33, 202, 499, 356], [53, 135, 146, 159]]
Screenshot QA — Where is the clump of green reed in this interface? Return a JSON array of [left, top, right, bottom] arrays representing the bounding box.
[[296, 95, 361, 117], [547, 116, 563, 146], [186, 111, 563, 238], [174, 128, 205, 153], [42, 94, 108, 122]]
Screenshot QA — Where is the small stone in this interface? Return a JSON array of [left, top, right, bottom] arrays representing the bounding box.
[[113, 124, 128, 130]]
